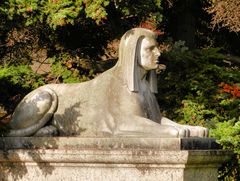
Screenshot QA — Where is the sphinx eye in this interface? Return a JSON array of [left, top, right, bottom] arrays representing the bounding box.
[[146, 46, 155, 52]]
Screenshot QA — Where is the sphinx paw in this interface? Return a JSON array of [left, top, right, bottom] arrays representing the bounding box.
[[178, 127, 190, 138], [189, 126, 209, 137], [199, 127, 209, 137]]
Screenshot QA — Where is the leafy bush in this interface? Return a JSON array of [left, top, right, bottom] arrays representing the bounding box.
[[0, 0, 110, 28], [158, 41, 239, 125], [0, 0, 163, 29], [0, 65, 44, 89], [47, 52, 96, 83], [212, 120, 240, 180], [158, 41, 240, 180], [0, 65, 45, 127]]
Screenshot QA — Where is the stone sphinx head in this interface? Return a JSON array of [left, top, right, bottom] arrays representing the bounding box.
[[117, 28, 160, 93]]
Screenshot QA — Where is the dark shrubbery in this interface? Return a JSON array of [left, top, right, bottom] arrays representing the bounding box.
[[158, 41, 240, 180]]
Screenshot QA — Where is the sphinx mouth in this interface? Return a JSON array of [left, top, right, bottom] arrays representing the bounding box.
[[156, 56, 161, 64], [155, 60, 160, 64]]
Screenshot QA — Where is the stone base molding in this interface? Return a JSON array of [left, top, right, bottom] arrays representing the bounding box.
[[0, 137, 232, 181]]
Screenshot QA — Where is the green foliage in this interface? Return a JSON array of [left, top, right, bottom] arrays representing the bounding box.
[[0, 65, 44, 89], [159, 41, 239, 126], [211, 119, 240, 155], [48, 52, 96, 83], [0, 0, 164, 29], [0, 0, 110, 28], [158, 41, 240, 180], [211, 119, 240, 180], [43, 0, 84, 28], [84, 0, 109, 24], [50, 58, 81, 83], [115, 0, 163, 24]]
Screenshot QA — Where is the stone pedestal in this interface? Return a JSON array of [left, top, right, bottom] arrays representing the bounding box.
[[0, 137, 232, 181]]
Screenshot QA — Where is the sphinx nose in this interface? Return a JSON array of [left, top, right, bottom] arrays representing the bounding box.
[[154, 48, 161, 57]]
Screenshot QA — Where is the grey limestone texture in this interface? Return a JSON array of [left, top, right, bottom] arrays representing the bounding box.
[[0, 137, 232, 181]]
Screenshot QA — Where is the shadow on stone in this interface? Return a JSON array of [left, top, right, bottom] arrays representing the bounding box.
[[0, 135, 58, 180], [53, 102, 87, 136]]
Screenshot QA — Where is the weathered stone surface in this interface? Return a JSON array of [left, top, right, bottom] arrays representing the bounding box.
[[0, 137, 231, 181], [0, 137, 220, 150]]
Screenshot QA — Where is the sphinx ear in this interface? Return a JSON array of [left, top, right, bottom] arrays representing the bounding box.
[[148, 70, 158, 93]]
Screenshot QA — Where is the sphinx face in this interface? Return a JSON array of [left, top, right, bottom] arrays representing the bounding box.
[[138, 37, 160, 70]]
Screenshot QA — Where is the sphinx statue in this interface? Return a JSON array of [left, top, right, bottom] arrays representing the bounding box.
[[6, 28, 208, 137]]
